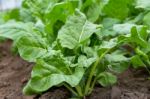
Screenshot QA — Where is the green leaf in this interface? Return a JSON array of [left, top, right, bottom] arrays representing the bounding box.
[[113, 23, 137, 34], [45, 1, 79, 23], [131, 55, 145, 68], [143, 12, 150, 27], [0, 22, 34, 40], [118, 26, 149, 48], [16, 33, 48, 62], [97, 72, 117, 87], [102, 0, 132, 20], [99, 29, 117, 37], [23, 56, 84, 95], [22, 0, 58, 19], [130, 26, 148, 48], [136, 0, 150, 10], [108, 62, 129, 73], [100, 38, 117, 49], [103, 18, 120, 29], [58, 9, 99, 49], [81, 0, 96, 10], [106, 51, 129, 73], [98, 38, 117, 54], [135, 47, 150, 64], [44, 1, 79, 34], [97, 38, 118, 58], [78, 55, 96, 68], [19, 8, 35, 22], [105, 53, 128, 62], [139, 26, 148, 40], [86, 2, 101, 22], [83, 46, 98, 57]]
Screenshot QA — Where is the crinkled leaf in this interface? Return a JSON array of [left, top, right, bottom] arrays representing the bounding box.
[[0, 22, 34, 40], [58, 9, 99, 49], [23, 56, 84, 95], [16, 34, 48, 62], [22, 0, 58, 19]]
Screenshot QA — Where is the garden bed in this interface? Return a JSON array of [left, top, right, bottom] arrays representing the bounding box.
[[0, 41, 150, 99]]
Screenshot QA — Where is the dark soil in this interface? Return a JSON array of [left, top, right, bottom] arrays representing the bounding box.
[[0, 41, 150, 99]]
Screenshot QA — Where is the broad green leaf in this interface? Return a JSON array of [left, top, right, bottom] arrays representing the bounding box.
[[58, 9, 99, 49], [22, 0, 59, 19], [16, 34, 48, 62], [0, 22, 34, 40], [136, 0, 150, 10], [23, 56, 84, 95], [113, 23, 147, 35], [113, 23, 137, 34], [0, 21, 49, 62], [24, 0, 78, 38], [102, 0, 132, 20], [97, 72, 117, 87], [86, 2, 101, 22]]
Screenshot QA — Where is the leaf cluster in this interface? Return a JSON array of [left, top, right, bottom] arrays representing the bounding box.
[[1, 0, 150, 98]]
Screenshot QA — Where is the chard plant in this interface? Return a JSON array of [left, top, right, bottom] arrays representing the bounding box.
[[1, 0, 150, 98]]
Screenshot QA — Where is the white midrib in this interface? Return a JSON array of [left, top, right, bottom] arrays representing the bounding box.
[[78, 21, 87, 43]]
